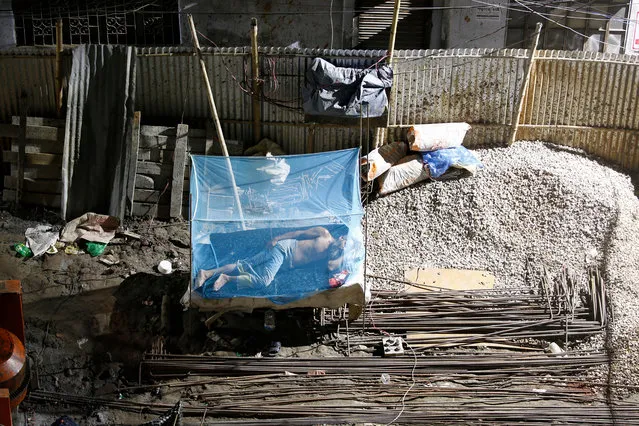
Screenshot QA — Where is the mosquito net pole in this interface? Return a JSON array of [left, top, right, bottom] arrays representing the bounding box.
[[188, 15, 246, 230]]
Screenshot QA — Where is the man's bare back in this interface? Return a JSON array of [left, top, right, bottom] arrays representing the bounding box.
[[271, 227, 334, 267]]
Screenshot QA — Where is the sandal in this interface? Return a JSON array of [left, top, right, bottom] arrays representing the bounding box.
[[265, 340, 281, 357]]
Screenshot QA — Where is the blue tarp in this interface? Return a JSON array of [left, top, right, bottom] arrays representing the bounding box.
[[190, 149, 365, 304]]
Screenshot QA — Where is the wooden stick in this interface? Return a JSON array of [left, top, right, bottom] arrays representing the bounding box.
[[250, 18, 262, 144], [16, 100, 27, 205], [55, 19, 63, 117], [383, 0, 402, 144], [126, 111, 141, 216], [170, 124, 188, 218], [510, 22, 543, 145], [187, 15, 246, 229]]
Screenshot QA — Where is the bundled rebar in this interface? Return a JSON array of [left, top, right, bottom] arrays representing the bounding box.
[[328, 268, 607, 350]]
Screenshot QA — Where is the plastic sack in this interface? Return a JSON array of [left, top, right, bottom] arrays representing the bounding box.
[[420, 146, 484, 178], [407, 122, 471, 151], [84, 241, 107, 257], [378, 155, 430, 196], [361, 142, 408, 182]]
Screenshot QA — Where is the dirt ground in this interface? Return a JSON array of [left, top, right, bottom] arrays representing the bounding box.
[[1, 209, 355, 424]]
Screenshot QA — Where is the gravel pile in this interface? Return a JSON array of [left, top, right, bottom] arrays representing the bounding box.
[[365, 140, 639, 393]]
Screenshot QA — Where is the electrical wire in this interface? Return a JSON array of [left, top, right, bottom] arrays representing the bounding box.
[[386, 339, 418, 426]]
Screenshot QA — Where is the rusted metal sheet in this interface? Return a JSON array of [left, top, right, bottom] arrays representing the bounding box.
[[0, 48, 60, 123]]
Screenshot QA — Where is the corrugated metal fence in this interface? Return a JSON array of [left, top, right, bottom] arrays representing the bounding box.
[[1, 46, 638, 170]]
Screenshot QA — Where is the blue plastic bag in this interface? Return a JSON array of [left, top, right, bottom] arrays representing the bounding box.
[[421, 146, 483, 178]]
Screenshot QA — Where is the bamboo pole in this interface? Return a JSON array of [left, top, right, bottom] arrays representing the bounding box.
[[250, 18, 261, 144], [381, 0, 402, 147], [187, 15, 246, 229], [55, 18, 63, 117], [510, 22, 543, 145], [386, 0, 402, 65]]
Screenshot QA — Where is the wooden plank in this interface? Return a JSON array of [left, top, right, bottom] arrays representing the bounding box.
[[139, 134, 205, 153], [136, 161, 173, 176], [4, 176, 62, 194], [2, 124, 65, 142], [16, 107, 26, 204], [11, 139, 64, 154], [3, 151, 62, 166], [11, 165, 62, 180], [404, 268, 495, 291], [12, 116, 66, 128], [3, 189, 61, 208], [170, 123, 188, 218], [140, 125, 176, 137], [126, 111, 141, 216], [0, 123, 19, 138]]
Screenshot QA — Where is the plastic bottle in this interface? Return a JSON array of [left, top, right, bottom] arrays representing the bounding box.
[[13, 243, 32, 258]]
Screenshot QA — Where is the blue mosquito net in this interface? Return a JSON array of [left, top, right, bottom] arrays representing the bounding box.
[[190, 148, 365, 305]]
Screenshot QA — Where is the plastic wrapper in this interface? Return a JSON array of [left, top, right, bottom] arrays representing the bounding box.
[[420, 146, 484, 178], [189, 148, 365, 305], [361, 142, 408, 182], [378, 154, 430, 196], [407, 122, 471, 151]]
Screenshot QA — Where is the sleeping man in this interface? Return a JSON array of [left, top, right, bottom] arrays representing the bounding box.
[[195, 226, 347, 292]]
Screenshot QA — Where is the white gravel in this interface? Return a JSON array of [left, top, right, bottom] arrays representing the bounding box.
[[365, 140, 639, 394]]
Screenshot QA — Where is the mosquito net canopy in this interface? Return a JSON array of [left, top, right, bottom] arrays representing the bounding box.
[[189, 148, 365, 306]]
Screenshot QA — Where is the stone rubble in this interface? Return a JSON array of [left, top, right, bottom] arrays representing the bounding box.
[[365, 140, 639, 394]]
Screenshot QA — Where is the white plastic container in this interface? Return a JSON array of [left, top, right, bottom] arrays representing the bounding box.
[[158, 260, 173, 275]]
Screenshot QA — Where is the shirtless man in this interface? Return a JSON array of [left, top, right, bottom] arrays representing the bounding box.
[[195, 226, 346, 292]]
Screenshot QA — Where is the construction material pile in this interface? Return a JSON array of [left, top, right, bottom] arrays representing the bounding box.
[[366, 140, 639, 394]]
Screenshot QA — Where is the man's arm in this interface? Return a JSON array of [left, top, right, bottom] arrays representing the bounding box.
[[268, 227, 330, 246]]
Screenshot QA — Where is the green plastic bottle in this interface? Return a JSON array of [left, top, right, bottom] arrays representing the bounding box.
[[13, 243, 32, 258]]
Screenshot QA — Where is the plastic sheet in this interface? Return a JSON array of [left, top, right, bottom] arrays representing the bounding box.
[[190, 149, 365, 304], [421, 147, 484, 178]]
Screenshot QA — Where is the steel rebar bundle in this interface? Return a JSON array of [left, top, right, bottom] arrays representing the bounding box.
[[328, 268, 607, 350]]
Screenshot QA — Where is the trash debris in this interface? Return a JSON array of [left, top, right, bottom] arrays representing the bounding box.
[[158, 260, 172, 275], [380, 373, 391, 384], [60, 212, 120, 244], [85, 241, 107, 257], [407, 122, 471, 151], [25, 225, 59, 257], [77, 337, 88, 349], [46, 245, 58, 254], [98, 254, 120, 266], [13, 243, 33, 258], [118, 230, 141, 240], [307, 370, 326, 376], [547, 342, 564, 354], [382, 336, 405, 357], [64, 244, 81, 255]]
